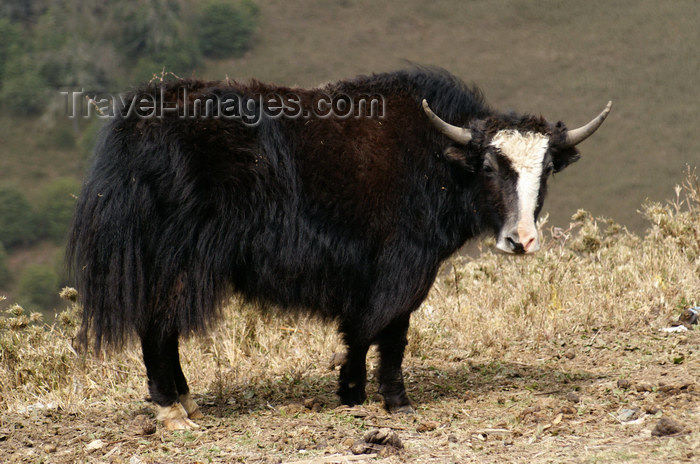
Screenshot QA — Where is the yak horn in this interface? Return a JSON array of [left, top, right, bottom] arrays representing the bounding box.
[[422, 99, 472, 144], [564, 101, 613, 146]]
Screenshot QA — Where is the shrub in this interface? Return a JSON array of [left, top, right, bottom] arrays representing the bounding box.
[[0, 301, 79, 396], [0, 184, 37, 248], [0, 57, 50, 116], [38, 123, 77, 150], [17, 264, 60, 311], [0, 17, 22, 85], [114, 1, 201, 80], [36, 178, 81, 243], [197, 0, 260, 59]]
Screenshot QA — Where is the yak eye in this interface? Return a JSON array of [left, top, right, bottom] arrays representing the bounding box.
[[483, 163, 495, 174], [544, 163, 554, 176]]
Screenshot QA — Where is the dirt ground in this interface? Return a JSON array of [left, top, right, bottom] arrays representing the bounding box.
[[1, 325, 697, 464]]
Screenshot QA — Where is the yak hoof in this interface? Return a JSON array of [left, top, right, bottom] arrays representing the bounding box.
[[386, 403, 415, 414], [157, 402, 201, 431], [188, 408, 204, 420], [392, 404, 415, 414], [179, 393, 204, 420], [163, 416, 200, 431]]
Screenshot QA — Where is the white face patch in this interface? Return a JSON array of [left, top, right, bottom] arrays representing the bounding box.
[[490, 130, 549, 253]]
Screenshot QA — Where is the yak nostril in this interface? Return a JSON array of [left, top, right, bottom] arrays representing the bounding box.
[[507, 236, 525, 253], [523, 236, 536, 252]]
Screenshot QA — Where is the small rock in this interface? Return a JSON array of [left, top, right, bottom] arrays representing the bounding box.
[[132, 414, 156, 435], [651, 417, 684, 437], [560, 405, 577, 415], [635, 382, 653, 393], [518, 405, 541, 421], [364, 428, 403, 449], [566, 392, 581, 403], [563, 349, 576, 359], [303, 398, 322, 412], [618, 408, 640, 422], [350, 440, 373, 455], [43, 444, 57, 453], [85, 439, 105, 452], [378, 445, 399, 458], [281, 403, 305, 415], [644, 404, 661, 415], [417, 420, 438, 432], [349, 428, 403, 455], [447, 434, 458, 443], [335, 405, 369, 417], [617, 379, 632, 389]]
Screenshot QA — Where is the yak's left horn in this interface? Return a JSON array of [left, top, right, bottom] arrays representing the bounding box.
[[564, 101, 613, 147], [422, 99, 472, 144]]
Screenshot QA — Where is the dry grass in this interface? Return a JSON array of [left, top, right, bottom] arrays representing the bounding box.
[[1, 170, 699, 462]]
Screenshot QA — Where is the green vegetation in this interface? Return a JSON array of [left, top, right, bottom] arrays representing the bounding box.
[[36, 178, 81, 243], [0, 0, 260, 303], [198, 0, 260, 59], [16, 264, 60, 311], [0, 0, 260, 114], [0, 184, 37, 248]]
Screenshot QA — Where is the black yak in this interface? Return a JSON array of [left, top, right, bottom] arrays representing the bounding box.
[[68, 67, 611, 429]]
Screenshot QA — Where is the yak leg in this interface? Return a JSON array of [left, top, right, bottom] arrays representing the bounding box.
[[337, 325, 370, 406], [376, 314, 413, 413], [141, 329, 200, 430]]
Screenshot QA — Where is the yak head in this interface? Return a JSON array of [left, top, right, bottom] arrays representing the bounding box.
[[423, 99, 612, 254]]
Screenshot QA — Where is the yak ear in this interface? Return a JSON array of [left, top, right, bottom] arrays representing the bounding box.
[[551, 146, 581, 173], [444, 146, 479, 172], [550, 122, 581, 172]]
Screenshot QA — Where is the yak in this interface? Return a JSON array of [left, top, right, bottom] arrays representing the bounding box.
[[68, 67, 611, 430]]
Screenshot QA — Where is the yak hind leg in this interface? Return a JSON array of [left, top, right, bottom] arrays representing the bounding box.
[[141, 329, 200, 430], [376, 314, 414, 413]]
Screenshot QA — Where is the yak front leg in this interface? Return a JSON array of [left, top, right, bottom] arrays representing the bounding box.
[[376, 314, 413, 413], [171, 336, 203, 420], [337, 324, 371, 406]]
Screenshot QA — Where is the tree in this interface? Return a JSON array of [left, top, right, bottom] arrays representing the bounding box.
[[197, 0, 260, 59]]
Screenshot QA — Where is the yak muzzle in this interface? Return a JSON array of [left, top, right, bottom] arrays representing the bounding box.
[[496, 226, 540, 254]]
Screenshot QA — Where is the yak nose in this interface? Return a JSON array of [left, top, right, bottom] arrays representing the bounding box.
[[496, 228, 540, 254]]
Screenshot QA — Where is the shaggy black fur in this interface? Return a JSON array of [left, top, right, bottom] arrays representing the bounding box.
[[68, 67, 582, 414]]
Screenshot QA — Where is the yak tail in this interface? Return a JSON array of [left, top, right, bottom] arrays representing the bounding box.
[[67, 121, 229, 351]]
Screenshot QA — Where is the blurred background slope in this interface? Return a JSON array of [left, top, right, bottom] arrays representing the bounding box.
[[0, 0, 697, 311]]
